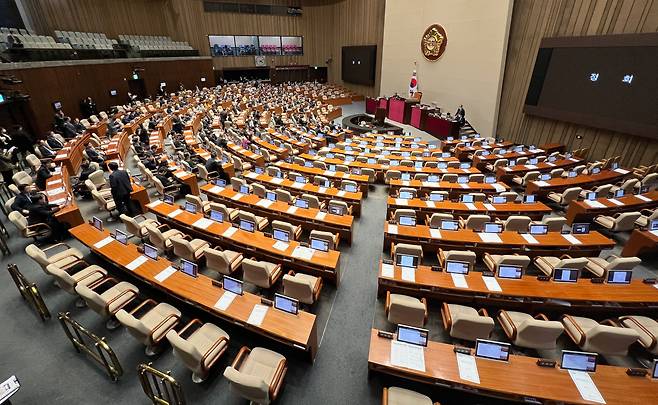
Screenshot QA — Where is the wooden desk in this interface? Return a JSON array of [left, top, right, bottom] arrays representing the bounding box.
[[147, 201, 341, 284], [227, 142, 265, 167], [496, 158, 584, 182], [454, 142, 518, 161], [622, 229, 658, 257], [386, 198, 552, 221], [383, 222, 615, 258], [388, 179, 509, 198], [69, 224, 318, 360], [201, 183, 354, 245], [566, 191, 658, 225], [286, 127, 327, 148], [166, 163, 200, 196], [472, 148, 549, 170], [275, 161, 370, 195], [192, 147, 236, 178], [252, 136, 288, 160], [265, 129, 310, 154], [349, 135, 429, 147], [46, 165, 84, 228], [526, 169, 631, 197], [368, 329, 658, 404], [320, 148, 453, 162], [54, 132, 90, 175], [377, 262, 658, 312]]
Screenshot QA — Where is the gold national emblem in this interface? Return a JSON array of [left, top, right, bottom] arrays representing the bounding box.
[[421, 24, 448, 61]]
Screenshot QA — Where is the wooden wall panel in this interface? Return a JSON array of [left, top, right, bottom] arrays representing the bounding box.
[[497, 0, 658, 167]]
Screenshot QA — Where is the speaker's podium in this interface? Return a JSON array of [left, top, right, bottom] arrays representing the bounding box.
[[387, 96, 419, 124], [374, 107, 387, 125]]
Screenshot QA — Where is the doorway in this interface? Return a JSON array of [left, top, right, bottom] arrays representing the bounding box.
[[127, 78, 147, 101]]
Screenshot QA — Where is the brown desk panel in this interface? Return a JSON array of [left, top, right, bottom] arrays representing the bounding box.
[[565, 191, 658, 225], [525, 169, 631, 196], [275, 161, 370, 195], [388, 179, 510, 197], [386, 198, 552, 221], [621, 229, 658, 258], [495, 158, 584, 182]]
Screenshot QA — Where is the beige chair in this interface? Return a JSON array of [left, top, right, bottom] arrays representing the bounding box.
[[120, 214, 158, 240], [75, 279, 139, 329], [580, 184, 612, 199], [533, 255, 588, 277], [469, 174, 484, 183], [166, 320, 229, 383], [252, 183, 267, 198], [312, 161, 326, 170], [25, 154, 42, 173], [499, 191, 519, 202], [361, 168, 376, 183], [310, 229, 339, 251], [204, 246, 243, 276], [385, 170, 401, 184], [170, 235, 209, 262], [9, 211, 51, 241], [459, 214, 490, 231], [45, 263, 106, 298], [426, 213, 454, 228], [91, 189, 117, 218], [498, 310, 564, 349], [513, 171, 540, 186], [618, 315, 658, 355], [385, 291, 427, 327], [437, 249, 477, 272], [441, 174, 458, 183], [238, 210, 268, 231], [85, 179, 113, 199], [272, 220, 302, 241], [441, 303, 494, 341], [116, 300, 181, 355], [397, 187, 417, 199], [483, 253, 531, 274], [231, 177, 247, 192], [547, 187, 582, 206], [313, 175, 330, 187], [594, 211, 641, 232], [208, 202, 238, 221], [561, 315, 640, 356], [427, 191, 449, 202], [541, 216, 566, 232], [26, 243, 84, 274], [223, 346, 287, 404], [390, 243, 423, 265], [242, 258, 282, 289], [275, 189, 293, 203], [503, 215, 532, 232], [341, 179, 358, 192], [300, 193, 324, 210], [185, 194, 211, 213], [583, 255, 641, 278], [327, 200, 352, 216], [145, 224, 184, 253], [282, 271, 322, 305], [12, 170, 33, 186], [196, 164, 217, 184], [382, 387, 437, 405], [391, 208, 416, 225], [611, 178, 639, 195], [636, 209, 658, 228]]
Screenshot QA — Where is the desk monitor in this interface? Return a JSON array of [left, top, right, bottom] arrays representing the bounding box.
[[464, 142, 471, 147], [482, 150, 490, 156], [523, 194, 536, 203], [367, 158, 376, 164], [114, 229, 128, 245], [214, 179, 227, 187], [344, 184, 357, 193], [184, 201, 197, 214], [529, 224, 548, 235], [509, 159, 517, 166], [320, 179, 330, 188], [180, 259, 198, 278], [447, 136, 454, 141], [223, 275, 243, 295], [499, 149, 507, 155], [274, 293, 299, 315], [399, 191, 413, 200], [351, 168, 361, 175], [396, 325, 428, 347], [553, 268, 579, 283], [239, 219, 255, 233], [568, 171, 577, 178], [429, 193, 444, 202], [163, 194, 175, 204], [390, 160, 400, 167], [328, 164, 337, 172], [606, 270, 632, 284], [273, 228, 290, 243], [255, 167, 264, 174], [461, 194, 474, 203], [438, 162, 448, 169], [445, 260, 469, 275], [209, 210, 224, 223], [572, 223, 590, 235], [652, 359, 658, 379], [540, 173, 551, 181], [457, 176, 469, 184], [615, 189, 625, 198], [591, 167, 601, 174], [548, 156, 557, 162], [239, 184, 250, 194], [560, 350, 597, 372], [295, 175, 306, 184], [326, 153, 335, 158], [442, 152, 451, 158], [396, 254, 418, 268], [304, 161, 313, 167], [92, 216, 103, 231], [398, 216, 416, 226], [441, 220, 459, 231], [491, 196, 506, 204], [498, 265, 523, 279], [310, 237, 329, 252], [529, 158, 538, 165], [428, 175, 439, 183], [649, 219, 658, 231], [266, 191, 277, 201], [475, 339, 511, 362], [401, 173, 411, 181], [295, 198, 309, 209], [345, 146, 352, 151], [144, 244, 158, 260], [611, 162, 619, 170], [484, 222, 503, 233], [460, 163, 471, 169], [485, 176, 496, 184], [415, 162, 423, 169], [586, 192, 597, 201], [328, 205, 344, 215]]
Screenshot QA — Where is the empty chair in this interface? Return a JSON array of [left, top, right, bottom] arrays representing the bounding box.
[[223, 346, 287, 404], [327, 200, 352, 216], [414, 173, 429, 182], [483, 253, 531, 274], [533, 255, 588, 277], [166, 320, 229, 383], [145, 224, 184, 253], [341, 179, 357, 191], [469, 174, 484, 183], [580, 184, 612, 199], [204, 246, 243, 276], [185, 194, 211, 213], [391, 209, 416, 225], [611, 178, 639, 195], [499, 191, 519, 202], [636, 209, 658, 228], [313, 175, 330, 187], [242, 258, 282, 289], [385, 291, 427, 327], [75, 279, 139, 329], [25, 243, 84, 274], [208, 202, 238, 221], [312, 161, 326, 170], [12, 170, 33, 186], [116, 300, 181, 355], [561, 315, 639, 356], [437, 249, 477, 272], [275, 189, 293, 203], [382, 387, 436, 405], [8, 211, 52, 241], [300, 193, 323, 209], [594, 211, 641, 232], [427, 191, 449, 202], [441, 303, 494, 341], [45, 263, 107, 299], [513, 171, 539, 186], [390, 243, 423, 265], [120, 214, 158, 240], [361, 168, 376, 182], [86, 179, 112, 199], [309, 229, 339, 250], [459, 214, 490, 231], [272, 220, 302, 241], [618, 315, 658, 355], [266, 166, 281, 178], [397, 187, 417, 198], [547, 187, 582, 206], [498, 310, 564, 349], [541, 216, 566, 232], [282, 271, 322, 305], [441, 174, 457, 183], [91, 190, 117, 218], [252, 183, 267, 198], [231, 177, 247, 192], [170, 235, 209, 263], [238, 210, 268, 231], [426, 213, 454, 228], [549, 168, 563, 178], [385, 170, 401, 184], [468, 193, 487, 202], [503, 215, 532, 232], [583, 255, 641, 278], [638, 172, 658, 191]]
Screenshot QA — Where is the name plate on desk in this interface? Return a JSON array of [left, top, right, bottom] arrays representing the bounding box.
[[147, 200, 162, 209], [271, 177, 284, 184], [464, 203, 476, 210], [154, 266, 177, 282], [245, 172, 258, 179], [292, 182, 304, 189], [272, 241, 289, 251], [613, 168, 630, 175], [425, 201, 436, 208], [492, 184, 506, 192], [93, 236, 114, 249], [395, 199, 407, 206], [126, 255, 148, 271], [256, 199, 274, 208], [429, 229, 442, 239], [388, 224, 398, 234], [534, 180, 550, 187], [47, 179, 63, 186], [167, 209, 183, 218], [482, 276, 502, 292], [459, 183, 469, 189], [636, 195, 651, 202], [483, 203, 496, 211], [214, 291, 237, 310], [337, 190, 346, 197], [192, 218, 213, 229], [562, 234, 582, 245], [318, 187, 327, 193]]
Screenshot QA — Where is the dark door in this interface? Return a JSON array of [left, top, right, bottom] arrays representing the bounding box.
[[127, 78, 147, 101]]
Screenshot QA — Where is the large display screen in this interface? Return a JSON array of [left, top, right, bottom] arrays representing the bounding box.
[[234, 35, 259, 56], [524, 33, 658, 139], [341, 45, 377, 86], [209, 35, 236, 56], [209, 35, 302, 57]]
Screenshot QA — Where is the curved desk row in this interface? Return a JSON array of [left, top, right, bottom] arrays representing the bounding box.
[[470, 148, 549, 170], [526, 169, 631, 196], [565, 191, 658, 225], [274, 161, 370, 195], [496, 158, 585, 182], [386, 198, 552, 221], [387, 179, 510, 197]]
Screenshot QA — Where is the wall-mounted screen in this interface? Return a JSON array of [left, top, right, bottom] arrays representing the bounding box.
[[259, 36, 282, 55], [234, 35, 259, 55], [342, 45, 377, 86], [281, 36, 303, 55], [209, 35, 236, 56], [524, 33, 658, 139]]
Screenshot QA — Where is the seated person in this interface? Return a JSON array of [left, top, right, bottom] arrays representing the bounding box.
[[11, 184, 35, 215], [46, 132, 64, 150], [38, 140, 57, 159], [27, 193, 67, 242], [85, 145, 105, 164], [73, 161, 95, 197], [35, 159, 54, 191]]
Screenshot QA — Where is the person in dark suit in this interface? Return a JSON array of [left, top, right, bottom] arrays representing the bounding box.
[[35, 160, 54, 190], [62, 117, 78, 139], [27, 193, 66, 241], [11, 184, 34, 215], [38, 140, 56, 159], [108, 162, 134, 215], [46, 132, 64, 149], [85, 145, 104, 164], [73, 161, 95, 197]]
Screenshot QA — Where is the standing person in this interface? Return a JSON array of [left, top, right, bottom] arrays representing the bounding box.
[[107, 162, 134, 215], [0, 148, 15, 184]]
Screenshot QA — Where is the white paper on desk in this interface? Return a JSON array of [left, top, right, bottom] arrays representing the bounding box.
[[585, 200, 606, 208], [482, 276, 502, 292], [478, 233, 502, 243], [271, 177, 284, 184], [504, 167, 512, 171], [192, 217, 213, 229], [459, 183, 469, 189], [650, 230, 658, 237], [318, 187, 327, 193], [429, 229, 442, 239], [456, 353, 480, 384], [256, 199, 273, 208], [245, 172, 257, 179], [462, 168, 470, 173], [208, 185, 223, 193], [562, 234, 582, 245], [395, 199, 407, 206], [524, 164, 538, 169], [401, 180, 410, 186], [337, 190, 346, 197], [613, 168, 629, 175], [53, 166, 62, 174], [451, 273, 469, 288], [315, 211, 326, 220], [545, 162, 556, 167], [93, 236, 114, 249], [292, 246, 314, 261], [167, 209, 183, 218], [154, 266, 176, 282], [568, 370, 606, 404], [50, 198, 67, 205], [222, 227, 237, 238], [272, 240, 289, 251], [214, 291, 237, 311], [47, 187, 66, 196], [388, 224, 398, 234], [381, 263, 394, 278], [231, 193, 243, 201], [323, 170, 335, 176], [147, 200, 162, 208], [47, 179, 63, 186], [286, 206, 298, 214], [636, 195, 651, 202], [247, 304, 269, 326], [57, 154, 68, 159], [425, 201, 436, 208], [521, 233, 539, 244], [464, 203, 476, 211], [533, 180, 550, 187], [400, 266, 415, 282], [126, 255, 148, 271], [607, 198, 624, 206], [492, 183, 506, 192], [483, 203, 496, 211], [390, 340, 425, 372], [292, 182, 303, 189]]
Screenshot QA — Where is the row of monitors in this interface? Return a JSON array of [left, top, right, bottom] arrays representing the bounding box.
[[396, 324, 658, 376], [208, 35, 302, 57], [248, 167, 360, 192]]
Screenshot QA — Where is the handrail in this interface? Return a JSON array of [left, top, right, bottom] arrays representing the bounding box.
[[137, 363, 186, 405], [7, 263, 50, 321]]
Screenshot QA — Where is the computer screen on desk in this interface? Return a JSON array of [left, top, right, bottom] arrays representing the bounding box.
[[441, 220, 458, 230], [572, 223, 590, 234], [214, 179, 227, 187], [561, 350, 597, 372], [429, 193, 444, 202], [255, 167, 264, 174], [295, 199, 309, 209], [344, 184, 357, 192], [180, 259, 198, 278], [457, 176, 469, 184], [498, 265, 523, 279], [210, 210, 223, 223], [295, 176, 306, 184], [524, 194, 536, 203], [529, 224, 548, 235], [310, 238, 329, 252], [445, 260, 469, 274], [484, 223, 503, 233], [274, 293, 299, 315], [586, 192, 597, 201], [396, 325, 428, 347], [184, 202, 197, 214], [398, 216, 416, 226], [438, 162, 448, 169], [475, 339, 510, 361], [239, 185, 250, 194], [650, 219, 658, 231], [92, 216, 103, 231], [607, 270, 632, 284], [396, 254, 418, 268], [491, 196, 506, 204], [164, 194, 175, 204], [401, 173, 411, 181], [266, 191, 277, 201], [114, 229, 128, 245], [329, 205, 344, 215], [653, 359, 658, 379], [485, 176, 496, 184], [273, 229, 290, 243], [239, 219, 255, 233], [553, 268, 579, 282], [540, 173, 551, 181], [399, 191, 413, 200], [461, 194, 474, 203], [144, 244, 158, 260], [223, 275, 243, 295]]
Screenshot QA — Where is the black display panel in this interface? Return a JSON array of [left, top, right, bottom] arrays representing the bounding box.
[[342, 45, 377, 86]]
